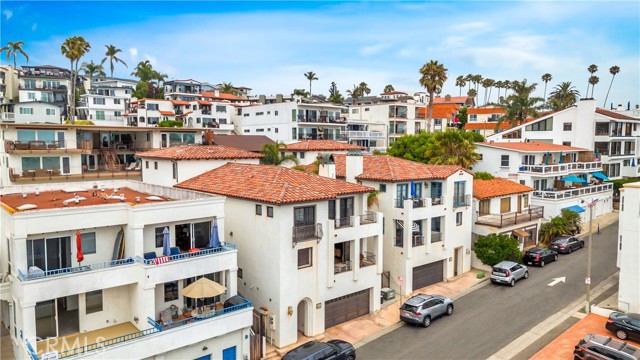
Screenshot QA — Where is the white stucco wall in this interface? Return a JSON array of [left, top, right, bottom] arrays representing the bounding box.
[[140, 157, 261, 186], [617, 183, 640, 313]]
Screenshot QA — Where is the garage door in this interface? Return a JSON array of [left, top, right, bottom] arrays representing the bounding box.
[[325, 289, 370, 329], [412, 260, 444, 291]]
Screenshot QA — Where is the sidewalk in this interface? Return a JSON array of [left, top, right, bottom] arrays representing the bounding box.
[[577, 209, 618, 237]]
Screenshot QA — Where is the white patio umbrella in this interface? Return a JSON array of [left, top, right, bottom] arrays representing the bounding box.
[[180, 277, 226, 312]]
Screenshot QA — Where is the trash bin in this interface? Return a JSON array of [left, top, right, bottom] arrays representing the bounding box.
[[381, 288, 395, 301]]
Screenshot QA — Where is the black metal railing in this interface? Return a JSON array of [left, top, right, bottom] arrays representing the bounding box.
[[292, 223, 323, 246], [453, 194, 471, 208], [335, 216, 354, 229]]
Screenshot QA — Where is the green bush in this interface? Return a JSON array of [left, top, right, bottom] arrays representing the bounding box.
[[65, 119, 94, 125], [474, 233, 521, 267], [608, 178, 640, 196], [158, 120, 183, 128], [474, 171, 494, 180]]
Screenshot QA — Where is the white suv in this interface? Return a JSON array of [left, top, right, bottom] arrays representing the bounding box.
[[490, 261, 529, 287]]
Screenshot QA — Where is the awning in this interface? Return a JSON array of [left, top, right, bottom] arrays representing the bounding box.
[[563, 205, 585, 213], [591, 171, 610, 181], [561, 175, 587, 183], [513, 229, 530, 237]]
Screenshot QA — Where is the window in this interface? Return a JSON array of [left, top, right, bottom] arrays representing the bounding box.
[[152, 161, 157, 170], [216, 105, 227, 113], [155, 227, 165, 248], [81, 232, 96, 254], [145, 161, 149, 169], [394, 220, 403, 247], [46, 109, 56, 116], [275, 111, 279, 116], [501, 155, 510, 167], [328, 200, 336, 220], [19, 107, 34, 114], [525, 117, 553, 131], [95, 111, 105, 120], [275, 128, 279, 133], [93, 98, 106, 105], [522, 194, 529, 208], [114, 99, 121, 105], [267, 206, 274, 218], [298, 248, 312, 269], [244, 129, 250, 133], [379, 184, 386, 192], [300, 152, 305, 159], [256, 204, 262, 215], [86, 290, 103, 314], [469, 114, 477, 122], [479, 200, 490, 216], [147, 103, 159, 110], [563, 122, 572, 131], [256, 128, 264, 132], [500, 197, 511, 213], [351, 108, 359, 114], [562, 141, 572, 146], [294, 206, 315, 226], [456, 212, 462, 225], [453, 181, 466, 207], [164, 281, 179, 302], [172, 162, 178, 180], [237, 268, 243, 279], [28, 92, 36, 100]]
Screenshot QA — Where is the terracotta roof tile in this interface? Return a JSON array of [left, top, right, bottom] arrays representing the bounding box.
[[425, 103, 460, 119], [201, 91, 246, 101], [159, 111, 175, 116], [468, 108, 506, 115], [285, 140, 365, 152], [333, 154, 469, 181], [196, 100, 212, 105], [137, 145, 264, 160], [171, 100, 190, 105], [464, 123, 511, 130], [473, 178, 534, 200], [595, 108, 640, 120], [477, 141, 587, 152], [213, 135, 275, 153], [175, 163, 373, 204], [433, 96, 471, 104]]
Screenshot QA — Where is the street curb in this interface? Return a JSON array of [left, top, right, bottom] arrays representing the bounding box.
[[487, 272, 619, 360]]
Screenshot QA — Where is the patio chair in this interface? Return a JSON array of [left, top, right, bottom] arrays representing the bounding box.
[[160, 309, 172, 324], [144, 252, 157, 261], [126, 162, 137, 171], [170, 247, 180, 256]]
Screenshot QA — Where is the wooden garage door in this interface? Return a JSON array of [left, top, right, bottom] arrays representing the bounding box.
[[412, 260, 444, 291], [324, 289, 370, 329]]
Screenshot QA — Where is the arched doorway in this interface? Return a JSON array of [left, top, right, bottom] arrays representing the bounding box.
[[297, 298, 312, 337]]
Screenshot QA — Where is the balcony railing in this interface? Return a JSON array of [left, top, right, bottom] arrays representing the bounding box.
[[5, 139, 71, 152], [9, 166, 142, 182], [137, 243, 237, 266], [532, 183, 613, 200], [359, 212, 377, 224], [335, 216, 354, 228], [360, 251, 376, 267], [394, 197, 443, 208], [296, 116, 347, 124], [475, 205, 544, 228], [431, 232, 443, 243], [334, 261, 352, 274], [343, 131, 386, 139], [518, 161, 602, 174], [453, 194, 471, 208], [412, 235, 424, 247], [292, 223, 323, 246]]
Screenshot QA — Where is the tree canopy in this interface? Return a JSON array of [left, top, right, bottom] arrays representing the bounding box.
[[474, 233, 522, 267]]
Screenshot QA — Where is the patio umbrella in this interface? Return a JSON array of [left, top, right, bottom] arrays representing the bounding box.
[[209, 220, 221, 249], [595, 149, 599, 159], [181, 277, 226, 311], [76, 231, 84, 264], [559, 151, 563, 164], [545, 152, 550, 165], [162, 227, 170, 256], [561, 175, 587, 183], [632, 158, 636, 167]]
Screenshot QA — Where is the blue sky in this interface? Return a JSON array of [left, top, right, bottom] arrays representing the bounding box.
[[2, 1, 639, 107]]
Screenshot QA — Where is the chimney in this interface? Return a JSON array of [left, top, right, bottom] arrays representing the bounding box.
[[259, 95, 266, 104], [317, 154, 336, 179], [214, 90, 220, 97], [617, 104, 624, 111], [276, 94, 283, 103], [345, 149, 363, 184], [445, 94, 451, 102]]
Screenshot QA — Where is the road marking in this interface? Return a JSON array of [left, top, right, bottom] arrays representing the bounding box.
[[547, 276, 566, 287]]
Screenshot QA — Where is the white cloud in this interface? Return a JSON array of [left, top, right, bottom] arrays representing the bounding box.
[[129, 48, 138, 60], [31, 23, 37, 31], [2, 9, 12, 20], [360, 43, 389, 56]]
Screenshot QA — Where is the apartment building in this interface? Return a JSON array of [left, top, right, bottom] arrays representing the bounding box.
[[617, 181, 640, 313], [77, 78, 136, 126], [164, 79, 205, 101], [427, 103, 461, 132], [14, 65, 74, 122], [473, 141, 613, 220], [433, 95, 475, 108], [326, 152, 473, 295], [176, 163, 383, 348], [1, 65, 20, 121], [464, 107, 508, 137], [486, 99, 640, 179], [0, 180, 252, 360]]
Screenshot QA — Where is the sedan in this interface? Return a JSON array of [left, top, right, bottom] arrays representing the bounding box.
[[606, 312, 640, 342], [549, 235, 584, 254], [523, 247, 558, 267]]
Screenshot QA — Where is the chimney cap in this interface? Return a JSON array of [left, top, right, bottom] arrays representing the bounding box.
[[347, 149, 362, 156]]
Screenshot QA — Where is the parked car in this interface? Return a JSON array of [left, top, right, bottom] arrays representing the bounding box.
[[549, 235, 584, 254], [573, 334, 640, 360], [490, 261, 529, 287], [282, 340, 356, 360], [523, 247, 558, 267], [606, 312, 640, 342], [399, 294, 454, 327]]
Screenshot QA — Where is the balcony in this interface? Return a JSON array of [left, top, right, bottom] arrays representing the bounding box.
[[292, 223, 323, 246], [453, 194, 472, 208], [334, 260, 352, 274], [518, 161, 602, 174], [334, 216, 354, 228], [412, 235, 424, 247], [17, 258, 136, 282], [9, 166, 141, 183], [475, 205, 544, 228], [19, 84, 67, 91], [394, 197, 444, 209], [4, 139, 83, 154], [296, 116, 347, 124], [1, 112, 14, 121], [343, 131, 386, 140], [359, 212, 377, 224], [360, 251, 376, 267], [532, 183, 613, 200]]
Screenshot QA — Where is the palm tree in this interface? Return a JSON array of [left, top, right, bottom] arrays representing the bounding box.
[[589, 76, 599, 98], [455, 75, 466, 96], [261, 142, 299, 165], [61, 36, 91, 123], [472, 74, 482, 103], [497, 79, 543, 128], [586, 64, 598, 98], [220, 82, 238, 95], [467, 88, 477, 99], [304, 71, 318, 99], [494, 81, 504, 103], [419, 60, 448, 131], [358, 82, 371, 96], [131, 60, 155, 82], [424, 129, 480, 169], [328, 82, 344, 104], [502, 80, 511, 97], [548, 81, 580, 111], [560, 209, 582, 235], [383, 84, 395, 93], [603, 66, 620, 108], [481, 78, 495, 105], [80, 60, 106, 89], [101, 44, 127, 78], [541, 73, 552, 103], [465, 74, 473, 92], [1, 41, 29, 69], [292, 88, 309, 97], [539, 217, 569, 245], [346, 84, 361, 105]]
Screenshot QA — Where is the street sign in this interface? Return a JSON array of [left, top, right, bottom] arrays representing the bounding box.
[[547, 277, 566, 287], [585, 277, 591, 285], [42, 351, 59, 360], [397, 275, 403, 284]]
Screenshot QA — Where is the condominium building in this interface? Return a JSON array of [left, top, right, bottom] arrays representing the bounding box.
[[1, 65, 20, 121], [76, 78, 136, 126], [0, 180, 252, 360], [617, 181, 640, 313], [163, 79, 205, 101], [14, 65, 75, 122], [464, 107, 508, 137]]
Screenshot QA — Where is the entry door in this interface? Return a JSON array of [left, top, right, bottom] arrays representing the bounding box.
[[62, 157, 71, 174], [86, 155, 97, 171], [35, 300, 57, 339], [161, 134, 168, 148], [222, 346, 236, 360]]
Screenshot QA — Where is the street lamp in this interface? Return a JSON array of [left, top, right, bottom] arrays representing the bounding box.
[[581, 198, 597, 313]]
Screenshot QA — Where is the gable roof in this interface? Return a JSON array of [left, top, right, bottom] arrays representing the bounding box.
[[201, 91, 246, 101], [175, 163, 373, 204], [425, 103, 460, 119], [213, 135, 275, 153], [468, 108, 506, 115], [477, 141, 587, 152], [595, 108, 640, 120], [136, 145, 264, 160], [285, 140, 365, 152], [333, 154, 469, 182], [473, 178, 534, 200], [464, 123, 511, 130]]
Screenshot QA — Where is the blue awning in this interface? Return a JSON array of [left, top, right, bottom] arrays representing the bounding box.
[[591, 171, 610, 181], [561, 175, 587, 183], [563, 205, 585, 213]]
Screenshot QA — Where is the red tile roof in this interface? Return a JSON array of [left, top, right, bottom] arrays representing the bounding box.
[[285, 140, 365, 152], [196, 100, 212, 105], [201, 91, 246, 101], [477, 141, 587, 152], [175, 163, 373, 204], [171, 100, 190, 105], [130, 98, 171, 104], [425, 103, 460, 119], [382, 91, 408, 95], [468, 108, 506, 115], [333, 154, 469, 181], [137, 145, 264, 160], [159, 111, 175, 116], [433, 96, 471, 104], [595, 108, 640, 120], [473, 178, 534, 200], [464, 123, 511, 130]]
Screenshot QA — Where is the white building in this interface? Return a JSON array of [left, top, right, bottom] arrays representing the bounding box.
[[486, 99, 640, 180], [617, 181, 640, 313], [77, 78, 136, 126], [281, 140, 365, 166], [328, 152, 474, 295], [164, 79, 205, 101], [12, 101, 61, 124], [125, 98, 176, 126], [1, 65, 20, 121], [473, 141, 613, 220], [176, 163, 383, 348], [472, 178, 544, 268], [0, 180, 252, 360], [464, 107, 508, 137], [17, 65, 73, 121], [174, 99, 235, 133], [137, 145, 263, 187]]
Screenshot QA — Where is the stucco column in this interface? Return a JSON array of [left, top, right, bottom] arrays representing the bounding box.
[[425, 216, 432, 254], [226, 269, 238, 298], [133, 283, 155, 331], [403, 200, 411, 260], [20, 303, 36, 344], [11, 235, 28, 277], [128, 225, 144, 258]]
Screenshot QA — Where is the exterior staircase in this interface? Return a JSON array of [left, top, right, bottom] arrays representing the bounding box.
[[101, 149, 121, 171]]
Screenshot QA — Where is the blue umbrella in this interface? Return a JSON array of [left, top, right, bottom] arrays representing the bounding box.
[[162, 227, 170, 256], [209, 220, 221, 248], [559, 151, 563, 164], [410, 180, 415, 198], [595, 149, 599, 159], [632, 158, 636, 167], [545, 152, 550, 165]]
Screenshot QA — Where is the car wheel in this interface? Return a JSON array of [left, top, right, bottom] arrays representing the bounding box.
[[423, 316, 431, 328], [346, 355, 355, 360], [509, 279, 516, 287], [446, 304, 454, 316], [554, 254, 558, 261], [568, 247, 573, 254], [540, 260, 545, 267], [616, 330, 628, 340], [523, 271, 529, 279], [580, 241, 584, 248]]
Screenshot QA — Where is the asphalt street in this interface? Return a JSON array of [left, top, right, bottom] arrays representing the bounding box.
[[357, 221, 619, 360]]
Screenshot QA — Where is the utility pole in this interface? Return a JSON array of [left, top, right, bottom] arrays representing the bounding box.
[[585, 200, 595, 313]]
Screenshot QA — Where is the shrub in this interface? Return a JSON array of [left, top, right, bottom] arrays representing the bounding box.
[[474, 233, 521, 267], [65, 119, 94, 125], [474, 171, 494, 180], [608, 178, 640, 196], [158, 120, 183, 128]]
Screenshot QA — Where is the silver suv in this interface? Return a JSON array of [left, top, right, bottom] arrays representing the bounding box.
[[490, 261, 529, 287], [574, 334, 640, 360], [399, 294, 453, 327]]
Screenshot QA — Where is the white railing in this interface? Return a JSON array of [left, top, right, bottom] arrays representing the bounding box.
[[532, 183, 613, 200], [344, 131, 386, 139], [518, 161, 602, 174]]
